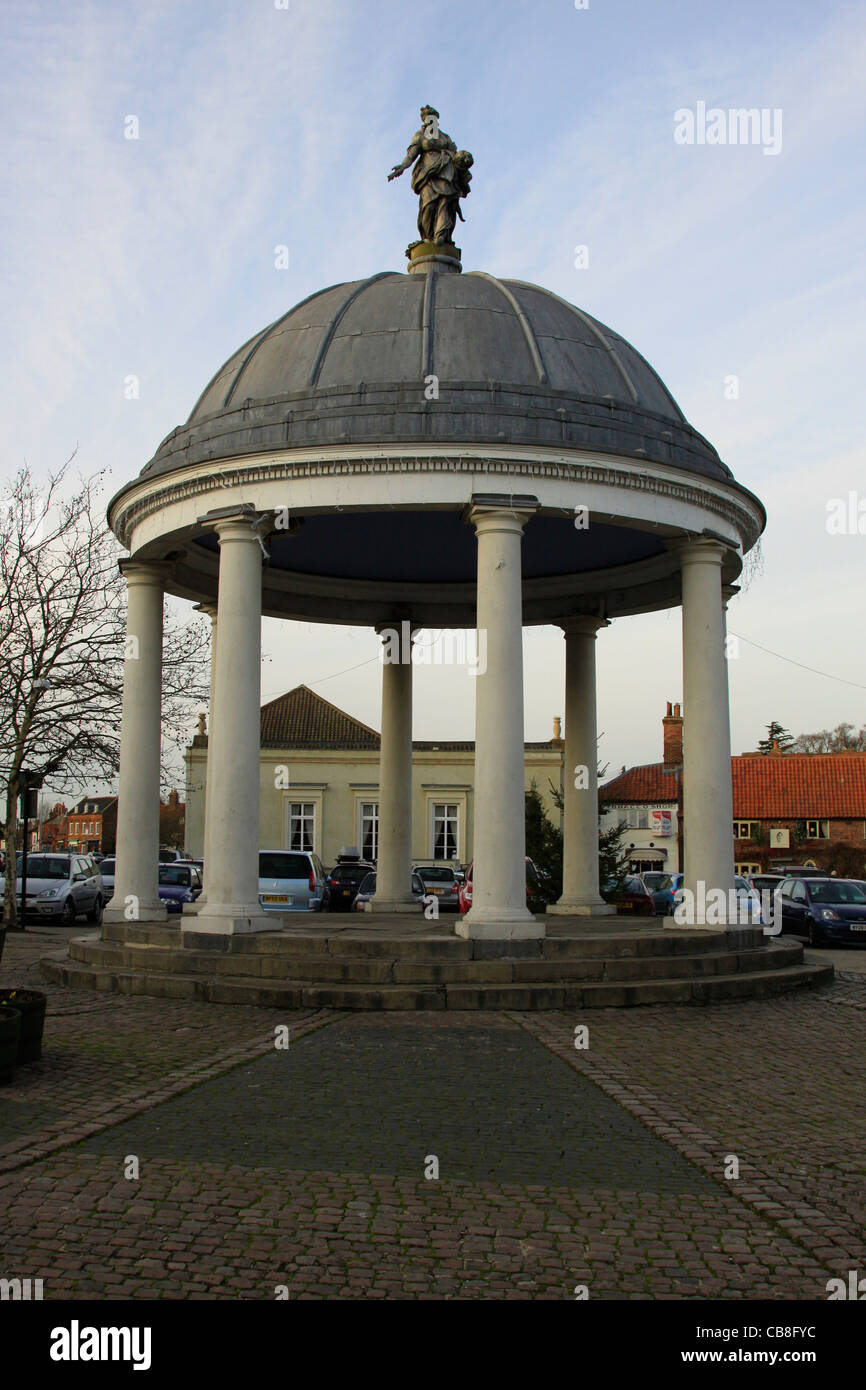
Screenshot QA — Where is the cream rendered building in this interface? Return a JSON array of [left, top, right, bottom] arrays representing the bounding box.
[[184, 684, 564, 869]]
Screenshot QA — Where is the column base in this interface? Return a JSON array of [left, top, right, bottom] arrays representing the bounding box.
[[104, 901, 167, 925], [185, 908, 279, 936], [363, 900, 421, 914], [546, 901, 616, 917], [456, 908, 545, 940]]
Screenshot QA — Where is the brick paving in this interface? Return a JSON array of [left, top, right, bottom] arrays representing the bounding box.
[[0, 926, 864, 1299]]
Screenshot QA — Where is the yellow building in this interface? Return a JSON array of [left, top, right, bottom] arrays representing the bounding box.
[[184, 685, 563, 869]]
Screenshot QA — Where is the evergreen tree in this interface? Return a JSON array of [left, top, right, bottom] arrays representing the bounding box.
[[758, 721, 794, 754]]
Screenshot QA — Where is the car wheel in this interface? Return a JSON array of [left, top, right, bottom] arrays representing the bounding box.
[[87, 895, 103, 925], [62, 899, 76, 926]]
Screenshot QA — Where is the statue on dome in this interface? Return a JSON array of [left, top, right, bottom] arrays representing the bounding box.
[[388, 106, 473, 250]]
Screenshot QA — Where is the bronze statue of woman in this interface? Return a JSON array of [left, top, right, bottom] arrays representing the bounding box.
[[388, 106, 473, 247]]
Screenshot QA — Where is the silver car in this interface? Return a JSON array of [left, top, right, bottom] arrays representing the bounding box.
[[412, 863, 460, 912], [258, 850, 327, 913], [0, 852, 104, 925], [353, 870, 427, 912]]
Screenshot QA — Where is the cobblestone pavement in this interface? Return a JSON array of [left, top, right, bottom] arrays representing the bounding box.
[[0, 927, 864, 1300]]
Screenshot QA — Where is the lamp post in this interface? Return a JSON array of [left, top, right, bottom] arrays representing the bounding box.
[[15, 771, 43, 933]]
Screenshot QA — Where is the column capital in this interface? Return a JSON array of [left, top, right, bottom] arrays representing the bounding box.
[[722, 583, 740, 607], [118, 558, 172, 588], [559, 615, 611, 638], [465, 494, 539, 536], [669, 536, 734, 568], [194, 602, 218, 622]]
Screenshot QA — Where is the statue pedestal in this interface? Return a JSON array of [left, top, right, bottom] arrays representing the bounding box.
[[407, 241, 462, 274]]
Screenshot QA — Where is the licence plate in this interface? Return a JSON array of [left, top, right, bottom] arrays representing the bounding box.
[[263, 894, 291, 904], [430, 887, 444, 895], [851, 925, 866, 932]]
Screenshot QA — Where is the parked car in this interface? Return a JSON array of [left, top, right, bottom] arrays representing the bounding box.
[[777, 876, 866, 946], [158, 861, 204, 914], [325, 853, 376, 912], [258, 850, 328, 913], [353, 870, 427, 912], [0, 852, 104, 925], [457, 858, 540, 914], [411, 863, 460, 912], [98, 858, 116, 896], [630, 872, 675, 915], [602, 875, 657, 915]]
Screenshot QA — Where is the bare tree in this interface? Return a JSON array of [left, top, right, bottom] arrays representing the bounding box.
[[1, 456, 210, 926], [792, 722, 866, 753]]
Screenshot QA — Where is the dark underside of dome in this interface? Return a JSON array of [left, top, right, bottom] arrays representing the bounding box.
[[193, 511, 667, 584], [138, 271, 731, 483]]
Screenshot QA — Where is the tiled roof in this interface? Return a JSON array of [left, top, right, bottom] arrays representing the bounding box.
[[257, 687, 561, 753], [600, 753, 866, 818], [733, 752, 866, 818], [600, 764, 680, 804], [261, 686, 380, 749], [68, 796, 116, 814]]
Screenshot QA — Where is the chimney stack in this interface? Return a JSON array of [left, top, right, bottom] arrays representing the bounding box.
[[663, 701, 683, 769]]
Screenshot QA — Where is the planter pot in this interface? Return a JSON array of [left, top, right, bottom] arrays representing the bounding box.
[[0, 1007, 21, 1083], [0, 989, 47, 1064]]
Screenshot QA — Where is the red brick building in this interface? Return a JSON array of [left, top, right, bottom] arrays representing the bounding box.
[[600, 709, 866, 878], [65, 796, 118, 855]]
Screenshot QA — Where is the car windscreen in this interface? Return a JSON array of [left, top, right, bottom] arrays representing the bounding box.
[[100, 860, 116, 875], [159, 866, 191, 886], [259, 853, 310, 879], [20, 856, 70, 880], [808, 880, 866, 904], [357, 873, 376, 894], [415, 867, 455, 882], [644, 874, 672, 890], [329, 864, 369, 882]]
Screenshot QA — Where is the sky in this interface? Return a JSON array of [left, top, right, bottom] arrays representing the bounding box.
[[2, 0, 865, 790]]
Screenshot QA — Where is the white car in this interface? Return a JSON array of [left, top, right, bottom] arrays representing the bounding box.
[[0, 852, 104, 925]]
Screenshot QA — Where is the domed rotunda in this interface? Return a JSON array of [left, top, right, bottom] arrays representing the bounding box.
[[104, 123, 765, 942]]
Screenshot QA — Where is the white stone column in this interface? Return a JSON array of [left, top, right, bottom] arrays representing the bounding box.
[[105, 560, 168, 924], [190, 602, 218, 903], [458, 504, 542, 939], [678, 539, 735, 926], [547, 617, 616, 916], [367, 622, 416, 912], [189, 515, 272, 935]]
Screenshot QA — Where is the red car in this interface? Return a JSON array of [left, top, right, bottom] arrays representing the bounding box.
[[458, 858, 539, 913]]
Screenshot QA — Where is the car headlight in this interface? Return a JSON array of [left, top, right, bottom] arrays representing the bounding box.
[[820, 908, 841, 921], [38, 888, 60, 899]]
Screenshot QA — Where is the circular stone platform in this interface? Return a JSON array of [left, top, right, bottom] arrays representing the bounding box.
[[43, 919, 831, 1010]]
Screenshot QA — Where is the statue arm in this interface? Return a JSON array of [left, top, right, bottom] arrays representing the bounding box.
[[388, 134, 421, 181]]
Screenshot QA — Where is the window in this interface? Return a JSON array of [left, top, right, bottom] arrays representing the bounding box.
[[735, 862, 762, 876], [260, 852, 312, 880], [360, 802, 379, 861], [791, 881, 807, 903], [288, 805, 315, 853], [627, 807, 649, 829], [806, 819, 829, 839], [433, 803, 459, 859], [733, 822, 757, 839]]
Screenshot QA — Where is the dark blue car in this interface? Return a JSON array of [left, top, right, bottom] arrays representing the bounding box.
[[158, 862, 203, 914], [778, 876, 866, 946]]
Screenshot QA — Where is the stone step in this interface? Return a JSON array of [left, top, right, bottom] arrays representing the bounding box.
[[99, 923, 764, 959], [68, 936, 802, 984], [42, 955, 832, 1011]]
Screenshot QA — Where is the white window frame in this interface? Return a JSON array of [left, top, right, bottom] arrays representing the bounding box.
[[282, 792, 323, 857], [359, 799, 379, 862], [431, 801, 460, 860], [735, 861, 762, 875], [733, 821, 758, 839], [805, 818, 829, 840]]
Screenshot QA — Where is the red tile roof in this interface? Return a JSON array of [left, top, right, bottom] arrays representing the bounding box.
[[261, 685, 380, 749], [600, 753, 866, 818]]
